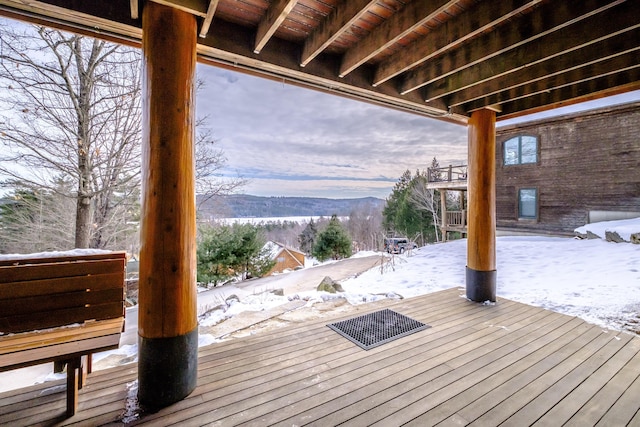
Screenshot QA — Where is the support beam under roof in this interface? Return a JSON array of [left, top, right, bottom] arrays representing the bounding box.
[[300, 0, 376, 67], [254, 0, 297, 54], [419, 0, 638, 103], [372, 0, 542, 87], [449, 32, 640, 111], [338, 0, 457, 78]]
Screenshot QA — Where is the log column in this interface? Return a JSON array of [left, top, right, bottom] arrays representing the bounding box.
[[138, 2, 198, 409], [466, 109, 497, 302]]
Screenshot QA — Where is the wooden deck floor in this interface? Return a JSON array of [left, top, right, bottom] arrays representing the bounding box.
[[2, 287, 640, 426]]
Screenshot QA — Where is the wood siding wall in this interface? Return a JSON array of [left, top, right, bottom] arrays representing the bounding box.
[[269, 249, 305, 275], [495, 102, 640, 234]]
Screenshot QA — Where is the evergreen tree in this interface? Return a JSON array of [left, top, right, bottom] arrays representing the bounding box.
[[312, 215, 352, 261], [196, 223, 275, 286], [383, 165, 440, 243], [428, 157, 442, 182], [196, 225, 235, 286], [382, 169, 413, 234]]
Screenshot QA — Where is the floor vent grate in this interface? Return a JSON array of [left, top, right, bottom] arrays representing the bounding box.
[[327, 309, 430, 350]]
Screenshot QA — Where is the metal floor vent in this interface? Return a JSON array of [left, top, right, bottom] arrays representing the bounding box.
[[327, 309, 430, 350]]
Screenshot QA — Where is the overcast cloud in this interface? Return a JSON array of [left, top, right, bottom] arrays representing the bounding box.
[[196, 66, 468, 200], [196, 65, 640, 200]]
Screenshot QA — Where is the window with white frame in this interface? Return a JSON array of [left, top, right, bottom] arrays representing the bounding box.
[[504, 135, 538, 165], [518, 188, 538, 219]]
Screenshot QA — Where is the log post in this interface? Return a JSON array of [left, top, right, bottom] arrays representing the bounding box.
[[466, 109, 497, 302], [138, 2, 198, 409]]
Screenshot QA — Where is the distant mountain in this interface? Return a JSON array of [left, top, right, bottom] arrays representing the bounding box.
[[197, 194, 385, 218]]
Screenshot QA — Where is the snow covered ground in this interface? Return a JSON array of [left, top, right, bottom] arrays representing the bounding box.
[[194, 218, 640, 336], [1, 218, 639, 393]]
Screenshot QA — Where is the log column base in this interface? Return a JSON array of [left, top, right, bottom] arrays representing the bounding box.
[[138, 327, 198, 410], [466, 266, 496, 302]]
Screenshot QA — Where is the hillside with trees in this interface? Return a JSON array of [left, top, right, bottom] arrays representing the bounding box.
[[197, 194, 385, 219]]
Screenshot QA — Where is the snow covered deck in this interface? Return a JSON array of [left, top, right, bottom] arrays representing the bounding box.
[[2, 287, 640, 426]]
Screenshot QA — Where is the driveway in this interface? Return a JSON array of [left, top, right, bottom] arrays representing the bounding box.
[[120, 254, 385, 346], [234, 254, 384, 295]]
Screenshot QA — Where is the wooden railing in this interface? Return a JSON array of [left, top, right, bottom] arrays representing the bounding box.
[[427, 165, 468, 183], [446, 210, 466, 227]]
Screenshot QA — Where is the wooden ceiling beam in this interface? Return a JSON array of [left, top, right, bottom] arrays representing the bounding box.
[[199, 0, 220, 38], [0, 0, 142, 45], [254, 0, 298, 54], [418, 3, 640, 101], [150, 0, 208, 17], [495, 68, 640, 120], [461, 50, 640, 114], [372, 0, 542, 87], [130, 0, 139, 19], [300, 0, 377, 67], [403, 0, 624, 96], [446, 28, 640, 109], [338, 0, 457, 78]]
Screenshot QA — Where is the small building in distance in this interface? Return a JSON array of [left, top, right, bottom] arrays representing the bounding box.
[[495, 101, 640, 236], [264, 241, 305, 275]]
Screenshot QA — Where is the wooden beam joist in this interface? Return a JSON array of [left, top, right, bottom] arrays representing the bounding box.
[[199, 0, 219, 38], [254, 0, 297, 53], [338, 0, 457, 78], [461, 51, 640, 116], [130, 0, 138, 19], [0, 0, 142, 46], [420, 0, 637, 103], [150, 0, 208, 17], [372, 0, 542, 87], [403, 0, 627, 97], [495, 67, 640, 120], [450, 28, 640, 111], [300, 0, 376, 67]]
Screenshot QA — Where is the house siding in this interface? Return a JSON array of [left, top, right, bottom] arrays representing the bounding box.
[[267, 246, 305, 275], [496, 101, 640, 234]]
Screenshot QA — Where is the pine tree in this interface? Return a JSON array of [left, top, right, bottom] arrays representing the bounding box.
[[312, 215, 352, 261], [196, 223, 275, 286]]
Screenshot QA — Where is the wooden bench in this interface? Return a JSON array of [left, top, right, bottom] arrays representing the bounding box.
[[0, 251, 126, 418]]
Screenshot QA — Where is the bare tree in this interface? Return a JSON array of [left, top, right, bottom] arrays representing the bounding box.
[[0, 23, 141, 249], [194, 116, 247, 211], [0, 178, 75, 253], [407, 174, 441, 242], [347, 202, 383, 251]]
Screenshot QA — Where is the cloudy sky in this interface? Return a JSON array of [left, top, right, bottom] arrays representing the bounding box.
[[196, 65, 640, 200], [196, 65, 469, 200]]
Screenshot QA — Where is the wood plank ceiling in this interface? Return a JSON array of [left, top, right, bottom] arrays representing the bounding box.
[[0, 0, 638, 125]]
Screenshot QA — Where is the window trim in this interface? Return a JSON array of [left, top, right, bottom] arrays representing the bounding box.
[[518, 187, 538, 220], [503, 135, 539, 166]]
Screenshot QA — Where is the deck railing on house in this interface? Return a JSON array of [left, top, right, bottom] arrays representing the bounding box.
[[427, 164, 468, 183], [446, 210, 466, 228]]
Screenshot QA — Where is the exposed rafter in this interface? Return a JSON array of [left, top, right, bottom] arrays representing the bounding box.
[[423, 0, 639, 113], [0, 0, 637, 123], [402, 0, 628, 96], [494, 68, 640, 119], [300, 0, 376, 67], [199, 0, 219, 38], [151, 0, 208, 17], [372, 0, 543, 87], [130, 0, 139, 20], [447, 28, 640, 110], [339, 0, 458, 78], [254, 0, 297, 54]]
